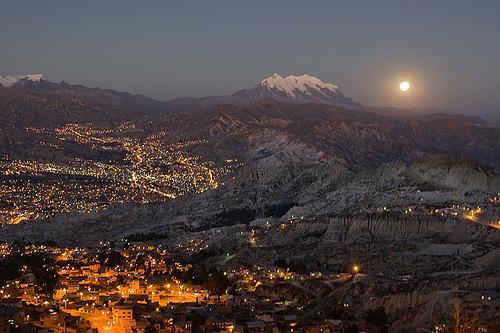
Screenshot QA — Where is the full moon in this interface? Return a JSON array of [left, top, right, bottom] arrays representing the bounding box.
[[400, 81, 410, 92]]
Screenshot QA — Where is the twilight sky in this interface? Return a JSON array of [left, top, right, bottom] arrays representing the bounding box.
[[1, 1, 500, 117]]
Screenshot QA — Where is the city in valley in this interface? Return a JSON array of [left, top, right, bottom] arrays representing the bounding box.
[[2, 2, 500, 332], [0, 192, 499, 332], [1, 88, 500, 333], [1, 91, 499, 333], [0, 123, 236, 225]]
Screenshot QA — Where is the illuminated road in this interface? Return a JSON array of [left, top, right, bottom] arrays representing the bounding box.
[[64, 309, 125, 333], [283, 281, 322, 319]]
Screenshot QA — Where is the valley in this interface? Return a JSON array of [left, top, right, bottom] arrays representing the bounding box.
[[2, 1, 500, 331], [0, 123, 236, 224], [0, 73, 499, 332]]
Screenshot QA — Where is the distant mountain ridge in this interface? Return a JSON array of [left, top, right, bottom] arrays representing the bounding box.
[[233, 73, 358, 108], [0, 74, 46, 87], [0, 85, 138, 159], [2, 72, 360, 113], [2, 72, 496, 123], [1, 72, 499, 168], [4, 74, 165, 114], [0, 86, 135, 128], [163, 73, 360, 112], [149, 99, 500, 169]]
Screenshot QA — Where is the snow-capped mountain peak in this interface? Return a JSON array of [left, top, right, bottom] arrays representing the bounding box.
[[0, 74, 46, 87], [232, 72, 356, 107], [260, 73, 339, 98]]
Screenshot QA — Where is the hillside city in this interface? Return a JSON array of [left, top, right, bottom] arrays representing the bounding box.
[[4, 1, 500, 331], [0, 123, 236, 225]]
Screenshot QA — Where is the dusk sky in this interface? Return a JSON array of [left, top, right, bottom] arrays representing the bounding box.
[[1, 1, 500, 117]]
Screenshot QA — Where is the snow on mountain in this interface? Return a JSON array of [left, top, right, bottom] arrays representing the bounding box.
[[2, 74, 167, 113], [260, 73, 339, 98], [233, 73, 358, 107], [0, 74, 46, 87]]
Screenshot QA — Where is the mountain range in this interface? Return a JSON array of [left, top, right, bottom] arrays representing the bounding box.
[[148, 99, 500, 169], [0, 72, 360, 113], [1, 74, 499, 333], [1, 72, 499, 168], [3, 74, 165, 114]]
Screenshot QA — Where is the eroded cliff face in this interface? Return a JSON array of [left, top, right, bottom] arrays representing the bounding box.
[[254, 215, 464, 248], [368, 277, 500, 331], [2, 156, 498, 247], [268, 214, 495, 246], [407, 155, 500, 192], [324, 215, 493, 243], [1, 155, 498, 331], [245, 214, 500, 331]]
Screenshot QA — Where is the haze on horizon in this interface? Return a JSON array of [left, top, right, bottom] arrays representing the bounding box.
[[1, 0, 499, 120]]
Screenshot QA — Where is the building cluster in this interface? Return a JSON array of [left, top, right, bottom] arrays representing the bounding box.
[[0, 124, 237, 225], [370, 199, 500, 228], [0, 242, 374, 333]]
